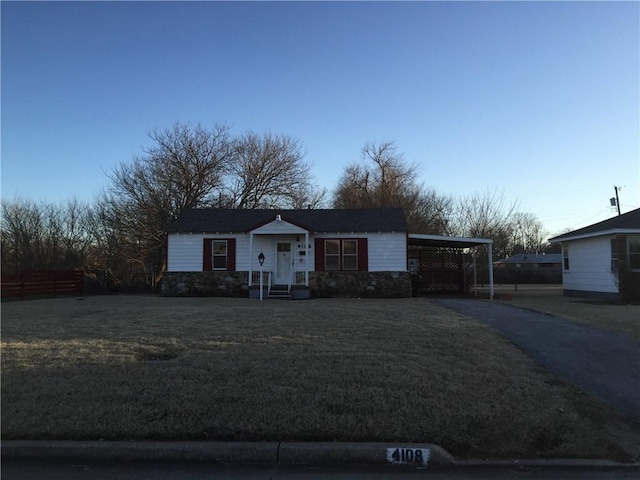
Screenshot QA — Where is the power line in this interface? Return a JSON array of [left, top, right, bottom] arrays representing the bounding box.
[[566, 209, 615, 230]]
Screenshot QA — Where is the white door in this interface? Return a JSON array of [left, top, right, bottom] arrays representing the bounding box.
[[275, 242, 292, 284]]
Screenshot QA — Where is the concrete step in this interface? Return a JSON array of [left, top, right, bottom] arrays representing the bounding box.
[[268, 287, 291, 299]]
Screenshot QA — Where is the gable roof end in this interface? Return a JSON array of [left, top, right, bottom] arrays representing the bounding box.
[[549, 208, 640, 243], [245, 214, 314, 233]]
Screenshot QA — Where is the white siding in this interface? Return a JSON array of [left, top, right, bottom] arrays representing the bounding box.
[[168, 232, 407, 272], [167, 233, 249, 272], [167, 234, 204, 272], [168, 233, 310, 272], [367, 233, 407, 271], [562, 236, 618, 293]]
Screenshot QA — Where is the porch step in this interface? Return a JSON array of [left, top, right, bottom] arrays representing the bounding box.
[[268, 285, 291, 299], [268, 293, 291, 299]]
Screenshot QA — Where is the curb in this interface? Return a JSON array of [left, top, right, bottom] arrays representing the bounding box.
[[454, 459, 640, 469], [278, 442, 455, 466], [1, 441, 454, 467], [1, 441, 279, 465], [3, 441, 638, 469]]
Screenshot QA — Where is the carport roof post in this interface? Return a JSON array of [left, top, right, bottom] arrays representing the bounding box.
[[408, 234, 494, 300]]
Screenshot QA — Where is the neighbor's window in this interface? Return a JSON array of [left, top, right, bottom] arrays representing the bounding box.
[[611, 239, 619, 271], [563, 246, 569, 270], [325, 239, 358, 271], [628, 236, 640, 271], [212, 240, 228, 270]]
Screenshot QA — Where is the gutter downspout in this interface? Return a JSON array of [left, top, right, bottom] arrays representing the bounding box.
[[305, 231, 309, 287], [249, 232, 253, 287]]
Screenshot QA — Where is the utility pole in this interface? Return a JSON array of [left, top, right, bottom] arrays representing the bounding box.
[[614, 186, 621, 215]]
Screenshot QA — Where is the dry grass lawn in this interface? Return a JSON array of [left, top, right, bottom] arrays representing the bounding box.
[[0, 295, 628, 460]]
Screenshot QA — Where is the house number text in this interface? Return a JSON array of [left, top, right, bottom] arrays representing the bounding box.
[[386, 447, 430, 466]]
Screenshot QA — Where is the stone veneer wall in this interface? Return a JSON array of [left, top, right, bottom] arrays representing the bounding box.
[[162, 271, 249, 297], [309, 271, 411, 298], [163, 271, 412, 298]]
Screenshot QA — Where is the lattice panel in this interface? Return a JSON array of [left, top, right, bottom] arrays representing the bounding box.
[[408, 246, 465, 294]]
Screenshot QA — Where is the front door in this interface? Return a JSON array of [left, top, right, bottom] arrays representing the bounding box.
[[275, 242, 292, 285]]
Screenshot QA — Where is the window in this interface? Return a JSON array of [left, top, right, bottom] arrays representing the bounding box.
[[563, 246, 569, 270], [315, 238, 367, 271], [212, 241, 227, 270], [203, 238, 236, 271], [325, 240, 341, 270], [611, 239, 619, 271], [628, 236, 640, 271], [342, 240, 357, 270], [324, 239, 358, 270]]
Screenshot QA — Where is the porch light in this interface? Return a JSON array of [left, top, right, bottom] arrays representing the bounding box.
[[258, 252, 265, 266]]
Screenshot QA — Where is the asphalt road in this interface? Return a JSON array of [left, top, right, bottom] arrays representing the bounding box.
[[3, 460, 639, 480], [433, 299, 640, 422]]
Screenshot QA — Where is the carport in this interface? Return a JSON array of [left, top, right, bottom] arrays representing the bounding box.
[[408, 234, 494, 299]]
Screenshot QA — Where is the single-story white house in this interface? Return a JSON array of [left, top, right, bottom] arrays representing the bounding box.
[[163, 208, 495, 299], [549, 208, 640, 301], [164, 208, 412, 298]]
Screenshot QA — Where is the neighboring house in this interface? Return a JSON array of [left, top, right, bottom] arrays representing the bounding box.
[[549, 208, 640, 301], [493, 253, 562, 284], [164, 208, 411, 299]]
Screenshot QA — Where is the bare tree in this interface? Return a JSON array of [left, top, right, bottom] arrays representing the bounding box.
[[1, 198, 42, 272], [1, 197, 93, 274], [508, 212, 548, 254], [103, 122, 233, 283], [333, 141, 453, 233], [290, 185, 329, 210], [224, 131, 317, 209], [101, 124, 329, 287], [450, 188, 519, 259], [334, 142, 418, 208]]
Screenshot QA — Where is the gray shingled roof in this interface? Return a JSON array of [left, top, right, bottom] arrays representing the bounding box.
[[549, 208, 640, 242], [167, 208, 408, 234]]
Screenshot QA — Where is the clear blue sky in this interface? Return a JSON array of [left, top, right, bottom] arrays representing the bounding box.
[[2, 1, 639, 236]]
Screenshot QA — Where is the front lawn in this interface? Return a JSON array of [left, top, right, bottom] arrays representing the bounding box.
[[0, 295, 627, 460]]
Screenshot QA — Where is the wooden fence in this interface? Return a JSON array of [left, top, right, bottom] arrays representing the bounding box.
[[1, 270, 84, 300]]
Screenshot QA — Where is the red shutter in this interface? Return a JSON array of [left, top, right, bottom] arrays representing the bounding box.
[[357, 238, 368, 272], [203, 239, 212, 271], [227, 238, 236, 271], [315, 238, 325, 271]]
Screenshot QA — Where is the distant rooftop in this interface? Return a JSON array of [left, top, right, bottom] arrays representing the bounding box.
[[495, 253, 561, 264]]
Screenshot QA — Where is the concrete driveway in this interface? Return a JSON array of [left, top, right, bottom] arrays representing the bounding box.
[[433, 299, 640, 423]]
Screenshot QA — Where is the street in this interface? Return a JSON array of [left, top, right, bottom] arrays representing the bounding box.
[[3, 460, 639, 480]]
